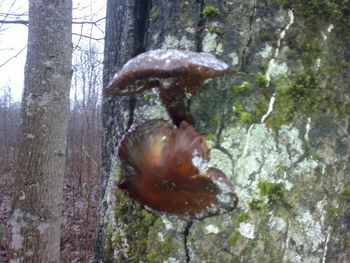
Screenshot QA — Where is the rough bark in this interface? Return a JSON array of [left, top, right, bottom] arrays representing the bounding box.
[[8, 0, 72, 262], [96, 1, 350, 262]]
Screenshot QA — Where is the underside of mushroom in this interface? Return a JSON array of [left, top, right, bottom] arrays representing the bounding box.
[[118, 119, 238, 220]]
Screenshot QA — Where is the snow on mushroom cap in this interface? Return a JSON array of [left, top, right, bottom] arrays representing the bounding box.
[[103, 49, 231, 96], [142, 49, 230, 72]]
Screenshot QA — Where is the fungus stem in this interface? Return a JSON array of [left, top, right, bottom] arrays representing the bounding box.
[[160, 86, 194, 127]]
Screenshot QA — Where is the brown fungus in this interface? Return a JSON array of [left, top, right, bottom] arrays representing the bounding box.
[[103, 49, 231, 126], [118, 119, 238, 220]]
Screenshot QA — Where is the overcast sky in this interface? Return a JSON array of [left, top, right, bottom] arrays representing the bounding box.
[[0, 0, 106, 101]]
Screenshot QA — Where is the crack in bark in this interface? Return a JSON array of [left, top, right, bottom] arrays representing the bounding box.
[[195, 0, 205, 52], [212, 81, 235, 166], [127, 96, 137, 129], [132, 0, 151, 57], [240, 0, 257, 71], [212, 107, 235, 165], [183, 220, 193, 263], [128, 0, 152, 128]]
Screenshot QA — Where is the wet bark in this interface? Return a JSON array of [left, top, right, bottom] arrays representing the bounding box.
[[96, 1, 350, 262]]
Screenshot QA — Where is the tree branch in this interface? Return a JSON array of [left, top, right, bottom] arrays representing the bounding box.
[[0, 20, 27, 25], [0, 46, 26, 68], [73, 17, 105, 25], [72, 33, 104, 41], [0, 17, 105, 26]]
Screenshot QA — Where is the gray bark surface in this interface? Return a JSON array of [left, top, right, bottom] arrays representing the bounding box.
[[9, 0, 72, 262], [96, 1, 350, 262]]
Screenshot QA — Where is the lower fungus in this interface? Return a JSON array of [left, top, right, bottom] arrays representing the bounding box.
[[117, 119, 238, 220]]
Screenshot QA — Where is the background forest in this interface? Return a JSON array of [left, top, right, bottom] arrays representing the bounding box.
[[0, 43, 103, 262], [0, 1, 104, 261]]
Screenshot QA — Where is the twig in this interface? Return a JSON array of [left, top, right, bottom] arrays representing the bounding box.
[[82, 146, 98, 168], [72, 33, 104, 41], [0, 20, 27, 25], [72, 17, 105, 25], [0, 46, 26, 68], [0, 17, 105, 26]]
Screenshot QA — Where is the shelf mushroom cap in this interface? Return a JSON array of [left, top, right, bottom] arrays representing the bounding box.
[[103, 49, 231, 96], [118, 119, 238, 219]]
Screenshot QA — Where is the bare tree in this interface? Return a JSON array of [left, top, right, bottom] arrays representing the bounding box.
[[74, 44, 101, 261], [0, 0, 27, 69], [8, 0, 72, 261], [61, 42, 102, 262], [0, 85, 19, 167]]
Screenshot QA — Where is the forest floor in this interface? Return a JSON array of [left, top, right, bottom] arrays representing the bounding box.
[[0, 165, 100, 263]]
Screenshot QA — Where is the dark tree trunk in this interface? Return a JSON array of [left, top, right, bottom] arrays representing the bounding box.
[[95, 1, 350, 262]]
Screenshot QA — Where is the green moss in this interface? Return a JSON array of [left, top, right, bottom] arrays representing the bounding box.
[[258, 180, 282, 198], [205, 133, 215, 141], [248, 198, 266, 210], [248, 179, 294, 212], [229, 73, 271, 125], [272, 0, 350, 30], [268, 1, 350, 131], [257, 1, 350, 131], [208, 116, 220, 125], [237, 211, 251, 223], [202, 6, 221, 18], [300, 37, 324, 68], [146, 251, 157, 261], [259, 31, 272, 41], [228, 231, 241, 246], [150, 5, 159, 20], [255, 72, 267, 86], [143, 92, 155, 100], [341, 185, 350, 200], [266, 73, 348, 130], [325, 205, 341, 223], [146, 236, 177, 262], [232, 81, 252, 94], [313, 165, 323, 175], [208, 23, 222, 34], [253, 98, 269, 119], [272, 0, 350, 68], [303, 139, 322, 160], [240, 112, 252, 123], [108, 168, 179, 262], [233, 100, 243, 113], [244, 197, 292, 261], [324, 184, 350, 229], [104, 232, 116, 263], [193, 71, 270, 129], [106, 185, 158, 262], [233, 99, 252, 124], [258, 180, 289, 206], [188, 235, 196, 242]]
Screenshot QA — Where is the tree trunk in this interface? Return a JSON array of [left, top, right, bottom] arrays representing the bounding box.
[[9, 0, 72, 262], [95, 1, 350, 262]]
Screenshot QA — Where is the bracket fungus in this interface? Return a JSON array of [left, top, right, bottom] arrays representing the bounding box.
[[118, 120, 238, 220], [104, 49, 231, 126], [105, 49, 237, 219]]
